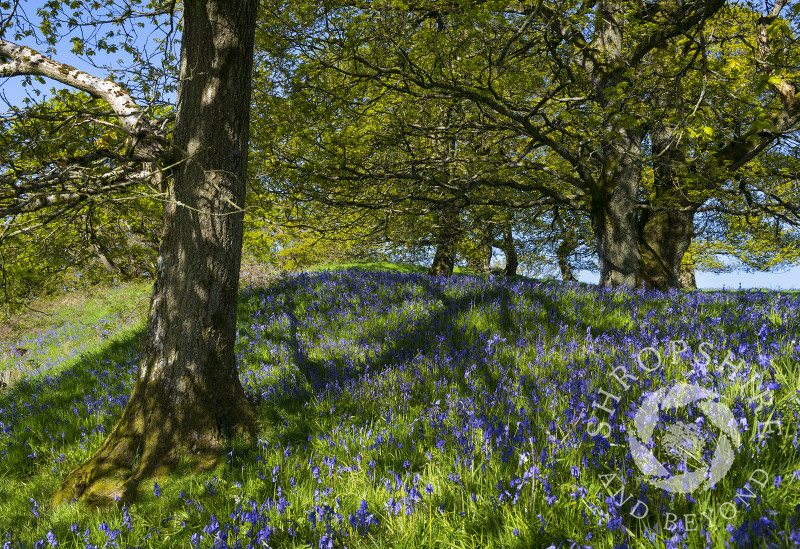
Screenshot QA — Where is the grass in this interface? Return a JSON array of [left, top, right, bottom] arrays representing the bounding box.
[[0, 264, 798, 548], [307, 259, 478, 275], [0, 280, 151, 341], [0, 281, 151, 387]]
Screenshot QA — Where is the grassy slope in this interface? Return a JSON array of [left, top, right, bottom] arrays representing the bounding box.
[[308, 259, 480, 276], [0, 281, 151, 341], [0, 264, 798, 549], [0, 281, 151, 386]]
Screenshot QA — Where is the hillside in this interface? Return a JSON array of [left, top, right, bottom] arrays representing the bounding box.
[[0, 264, 798, 548]]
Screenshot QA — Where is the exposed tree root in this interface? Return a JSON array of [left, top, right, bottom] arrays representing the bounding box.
[[54, 378, 256, 507]]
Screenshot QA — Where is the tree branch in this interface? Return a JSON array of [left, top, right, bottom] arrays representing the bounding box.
[[0, 39, 166, 150]]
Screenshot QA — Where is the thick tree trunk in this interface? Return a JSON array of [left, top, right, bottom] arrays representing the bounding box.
[[465, 244, 492, 274], [591, 138, 642, 288], [500, 224, 518, 277], [638, 189, 696, 291], [585, 1, 644, 289], [428, 204, 460, 276], [54, 0, 258, 506], [637, 87, 698, 291], [466, 219, 493, 274], [429, 241, 456, 276]]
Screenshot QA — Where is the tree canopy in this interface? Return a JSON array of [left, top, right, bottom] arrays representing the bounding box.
[[249, 0, 800, 287]]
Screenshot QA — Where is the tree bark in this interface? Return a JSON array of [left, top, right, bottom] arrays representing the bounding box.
[[679, 263, 697, 290], [478, 238, 492, 274], [54, 0, 258, 506], [638, 199, 695, 291], [91, 239, 124, 276], [428, 204, 460, 276], [429, 241, 456, 276], [557, 232, 577, 283], [638, 112, 697, 291], [466, 218, 493, 274], [500, 223, 518, 277], [585, 0, 644, 288], [591, 135, 642, 288]]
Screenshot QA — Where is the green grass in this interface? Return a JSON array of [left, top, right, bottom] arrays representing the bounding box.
[[307, 259, 479, 275], [0, 280, 151, 383], [0, 280, 151, 340], [307, 259, 429, 274]]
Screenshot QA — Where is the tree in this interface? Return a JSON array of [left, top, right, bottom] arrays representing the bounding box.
[[1, 0, 259, 504], [252, 0, 737, 288], [636, 1, 800, 290], [250, 4, 565, 276], [0, 90, 162, 308], [275, 0, 800, 289]]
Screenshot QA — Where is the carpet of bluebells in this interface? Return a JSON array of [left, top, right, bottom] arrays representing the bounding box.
[[1, 268, 799, 548], [1, 316, 125, 375]]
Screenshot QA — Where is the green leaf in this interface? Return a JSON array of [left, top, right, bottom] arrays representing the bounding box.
[[69, 37, 84, 55], [767, 75, 784, 87]]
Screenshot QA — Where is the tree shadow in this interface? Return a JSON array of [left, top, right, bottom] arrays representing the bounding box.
[[0, 329, 144, 481], [236, 270, 603, 452], [0, 268, 610, 543]]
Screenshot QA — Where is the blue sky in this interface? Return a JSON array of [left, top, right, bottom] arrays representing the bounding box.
[[576, 269, 800, 291], [2, 4, 798, 290]]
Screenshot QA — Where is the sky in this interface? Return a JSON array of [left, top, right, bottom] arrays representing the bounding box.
[[2, 2, 799, 291], [576, 268, 800, 291]]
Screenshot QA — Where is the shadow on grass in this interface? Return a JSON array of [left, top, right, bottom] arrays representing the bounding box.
[[0, 269, 589, 464], [236, 269, 601, 460], [0, 326, 145, 481], [1, 267, 604, 544]]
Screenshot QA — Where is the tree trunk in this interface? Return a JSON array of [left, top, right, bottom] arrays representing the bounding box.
[[54, 0, 258, 506], [585, 1, 644, 288], [679, 263, 697, 290], [591, 137, 642, 288], [478, 239, 492, 274], [429, 241, 456, 276], [466, 219, 493, 274], [501, 223, 518, 277], [637, 83, 699, 291], [428, 204, 460, 276], [638, 188, 696, 291], [557, 232, 577, 283]]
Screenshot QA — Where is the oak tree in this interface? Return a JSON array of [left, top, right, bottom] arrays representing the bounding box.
[[1, 0, 259, 504]]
